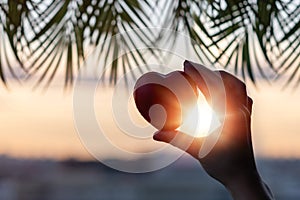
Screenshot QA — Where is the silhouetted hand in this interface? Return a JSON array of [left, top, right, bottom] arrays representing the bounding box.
[[154, 60, 274, 200]]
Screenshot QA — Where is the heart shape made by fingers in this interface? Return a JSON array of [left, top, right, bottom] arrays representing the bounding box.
[[134, 71, 198, 131]]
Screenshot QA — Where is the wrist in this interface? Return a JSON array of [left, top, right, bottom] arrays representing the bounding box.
[[225, 170, 274, 200]]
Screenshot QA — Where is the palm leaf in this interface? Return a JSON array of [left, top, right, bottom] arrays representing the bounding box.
[[0, 0, 299, 88]]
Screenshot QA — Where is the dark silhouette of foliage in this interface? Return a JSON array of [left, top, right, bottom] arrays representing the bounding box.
[[0, 0, 299, 87]]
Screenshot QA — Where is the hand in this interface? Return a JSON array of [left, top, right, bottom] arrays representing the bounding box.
[[153, 60, 274, 200]]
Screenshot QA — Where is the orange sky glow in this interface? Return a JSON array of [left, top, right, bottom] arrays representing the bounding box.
[[0, 80, 299, 160]]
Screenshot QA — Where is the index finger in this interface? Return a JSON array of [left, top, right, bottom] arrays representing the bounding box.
[[183, 60, 226, 115]]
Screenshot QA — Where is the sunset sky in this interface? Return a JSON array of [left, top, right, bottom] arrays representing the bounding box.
[[0, 73, 299, 160], [0, 0, 298, 166], [0, 29, 299, 161]]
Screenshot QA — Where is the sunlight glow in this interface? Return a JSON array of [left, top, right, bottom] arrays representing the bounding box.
[[179, 89, 220, 137]]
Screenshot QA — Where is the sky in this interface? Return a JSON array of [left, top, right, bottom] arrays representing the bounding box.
[[0, 75, 300, 161], [0, 1, 299, 161]]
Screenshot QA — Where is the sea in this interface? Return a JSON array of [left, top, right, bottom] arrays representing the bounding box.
[[0, 155, 299, 200]]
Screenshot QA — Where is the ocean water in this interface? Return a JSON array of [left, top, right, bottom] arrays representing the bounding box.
[[0, 156, 299, 200]]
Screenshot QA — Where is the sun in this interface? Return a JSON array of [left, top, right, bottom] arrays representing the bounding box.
[[179, 89, 220, 137]]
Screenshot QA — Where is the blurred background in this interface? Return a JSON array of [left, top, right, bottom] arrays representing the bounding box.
[[0, 0, 299, 199]]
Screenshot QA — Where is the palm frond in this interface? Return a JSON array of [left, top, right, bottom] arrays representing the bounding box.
[[0, 0, 299, 88], [191, 0, 275, 83], [0, 0, 29, 86], [274, 1, 300, 87], [90, 0, 158, 84], [25, 0, 158, 88]]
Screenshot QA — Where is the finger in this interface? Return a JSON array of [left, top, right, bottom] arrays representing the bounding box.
[[153, 130, 204, 159], [246, 97, 253, 114], [183, 60, 216, 102], [234, 107, 253, 153], [183, 60, 226, 114], [218, 70, 250, 109], [184, 60, 217, 80], [221, 106, 252, 145]]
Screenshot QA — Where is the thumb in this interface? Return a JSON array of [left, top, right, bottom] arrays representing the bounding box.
[[153, 130, 204, 159]]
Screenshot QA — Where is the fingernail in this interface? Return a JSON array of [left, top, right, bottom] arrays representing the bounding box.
[[184, 60, 192, 66], [153, 132, 162, 141]]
